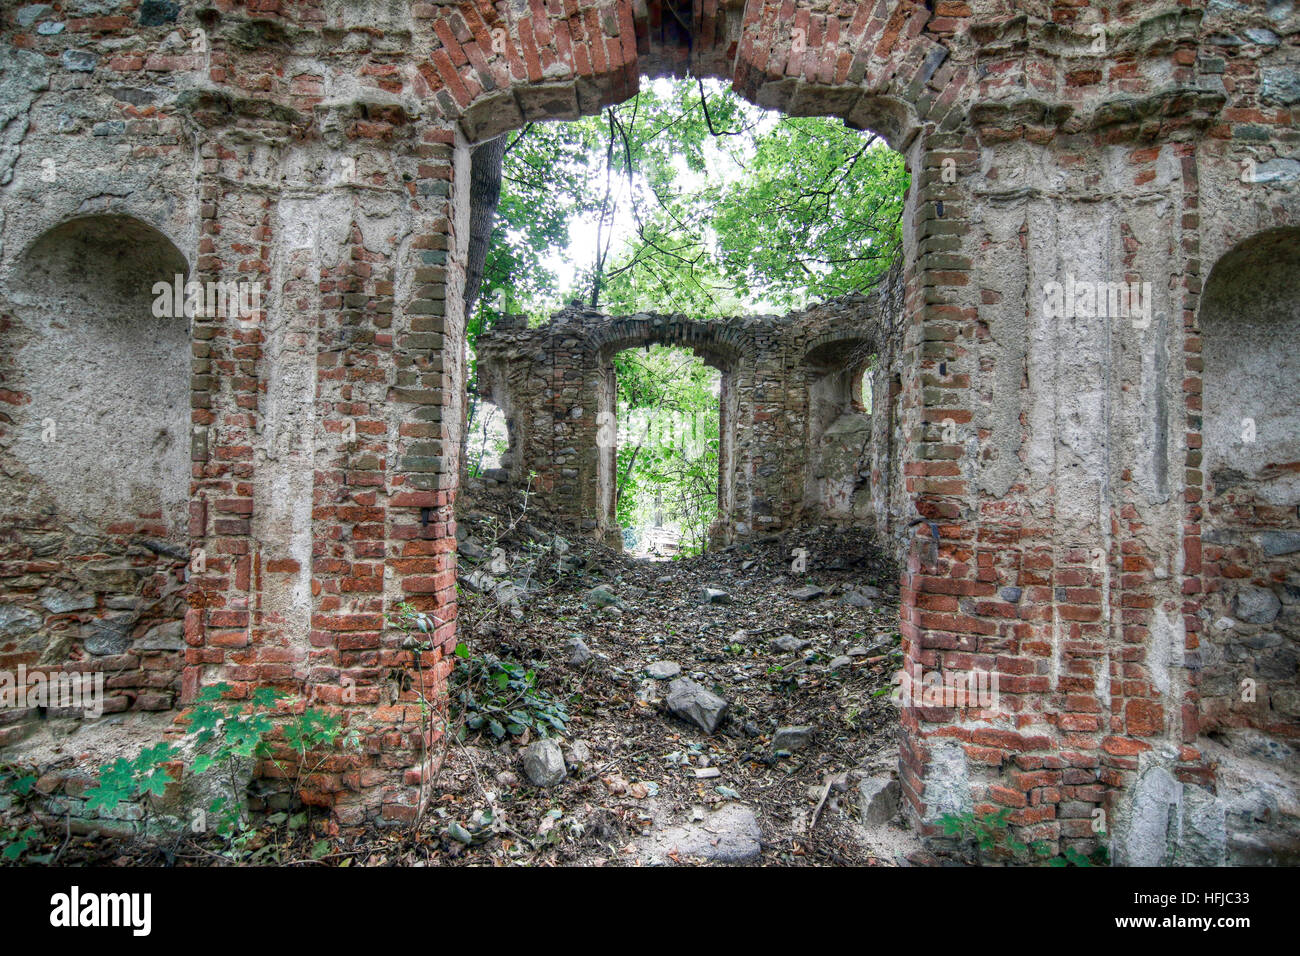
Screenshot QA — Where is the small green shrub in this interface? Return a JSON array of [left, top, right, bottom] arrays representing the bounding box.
[[81, 683, 347, 861], [0, 766, 41, 863], [937, 808, 1106, 866], [389, 601, 573, 743], [451, 642, 571, 741], [83, 742, 181, 815]]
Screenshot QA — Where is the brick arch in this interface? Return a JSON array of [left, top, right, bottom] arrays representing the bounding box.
[[413, 0, 961, 835], [424, 0, 957, 149], [589, 314, 757, 369], [730, 0, 944, 150]]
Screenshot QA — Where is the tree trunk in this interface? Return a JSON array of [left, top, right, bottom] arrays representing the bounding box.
[[464, 133, 508, 325], [459, 133, 508, 481]]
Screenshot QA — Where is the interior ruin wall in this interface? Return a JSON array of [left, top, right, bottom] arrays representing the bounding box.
[[473, 266, 908, 551], [0, 0, 1295, 861]]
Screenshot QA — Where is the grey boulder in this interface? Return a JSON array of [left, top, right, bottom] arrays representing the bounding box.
[[646, 804, 761, 864], [520, 739, 567, 788], [665, 678, 729, 734], [1235, 587, 1281, 625], [772, 726, 814, 753], [859, 774, 901, 826], [566, 636, 593, 666], [700, 586, 732, 605]]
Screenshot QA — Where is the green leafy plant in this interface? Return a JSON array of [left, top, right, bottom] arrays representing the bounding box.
[[937, 808, 1105, 866], [0, 766, 42, 863], [83, 742, 181, 816], [387, 601, 450, 805], [187, 683, 348, 858], [80, 683, 347, 861], [451, 642, 571, 741], [1, 825, 40, 863]]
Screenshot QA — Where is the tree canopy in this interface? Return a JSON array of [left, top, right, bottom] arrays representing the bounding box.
[[472, 75, 907, 338]]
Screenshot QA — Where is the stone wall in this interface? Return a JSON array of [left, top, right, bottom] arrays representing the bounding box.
[[474, 270, 907, 549], [0, 0, 1295, 860]]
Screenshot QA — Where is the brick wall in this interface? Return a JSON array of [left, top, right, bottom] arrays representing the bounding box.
[[475, 271, 907, 548], [0, 0, 1296, 857]]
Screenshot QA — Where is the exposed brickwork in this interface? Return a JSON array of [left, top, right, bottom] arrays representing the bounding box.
[[475, 274, 907, 548], [0, 1, 1296, 858]]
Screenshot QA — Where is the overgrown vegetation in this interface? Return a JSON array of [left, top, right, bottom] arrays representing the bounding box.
[[79, 685, 350, 863], [473, 76, 907, 329], [450, 641, 572, 742], [937, 808, 1108, 867], [388, 599, 573, 748], [613, 345, 720, 555], [0, 766, 41, 863], [465, 75, 909, 525]]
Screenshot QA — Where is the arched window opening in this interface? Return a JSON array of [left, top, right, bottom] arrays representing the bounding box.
[[5, 215, 191, 534], [804, 339, 877, 525]]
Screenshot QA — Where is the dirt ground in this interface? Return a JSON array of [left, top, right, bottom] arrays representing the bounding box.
[[403, 484, 924, 866], [1, 485, 929, 866]]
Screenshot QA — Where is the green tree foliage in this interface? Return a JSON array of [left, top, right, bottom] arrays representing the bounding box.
[[467, 75, 909, 545], [468, 120, 592, 365], [473, 75, 908, 333], [713, 117, 907, 309], [613, 346, 720, 555]]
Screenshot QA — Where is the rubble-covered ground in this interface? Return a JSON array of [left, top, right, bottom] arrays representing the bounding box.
[[411, 483, 924, 866], [0, 485, 926, 867]]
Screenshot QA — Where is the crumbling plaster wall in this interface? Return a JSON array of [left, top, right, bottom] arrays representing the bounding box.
[[0, 39, 202, 741], [0, 0, 1294, 860]]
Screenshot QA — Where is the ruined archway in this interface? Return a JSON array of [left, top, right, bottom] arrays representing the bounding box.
[[475, 283, 907, 552], [4, 0, 1294, 864], [592, 317, 749, 549], [347, 0, 943, 832]]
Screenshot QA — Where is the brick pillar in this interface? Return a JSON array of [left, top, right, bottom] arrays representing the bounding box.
[[184, 122, 273, 712], [896, 79, 1226, 854], [181, 95, 467, 826]]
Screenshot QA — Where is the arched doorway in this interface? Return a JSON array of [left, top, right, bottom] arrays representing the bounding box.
[[593, 322, 744, 550]]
